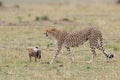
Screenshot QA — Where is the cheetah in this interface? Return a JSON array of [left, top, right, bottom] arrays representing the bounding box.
[[44, 27, 114, 64]]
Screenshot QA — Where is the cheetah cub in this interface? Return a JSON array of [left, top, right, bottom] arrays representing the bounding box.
[[27, 47, 41, 62]]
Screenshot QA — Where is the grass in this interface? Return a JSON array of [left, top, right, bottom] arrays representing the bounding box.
[[35, 16, 49, 21], [0, 3, 120, 80], [0, 1, 3, 7], [16, 16, 23, 22], [61, 18, 71, 21], [107, 44, 120, 51], [13, 4, 20, 9]]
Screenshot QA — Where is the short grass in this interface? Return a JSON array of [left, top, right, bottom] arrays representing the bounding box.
[[0, 3, 120, 80]]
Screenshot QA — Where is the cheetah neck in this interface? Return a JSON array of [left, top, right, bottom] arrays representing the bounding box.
[[53, 30, 68, 40]]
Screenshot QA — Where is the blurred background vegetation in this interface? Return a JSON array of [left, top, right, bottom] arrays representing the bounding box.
[[0, 0, 119, 4]]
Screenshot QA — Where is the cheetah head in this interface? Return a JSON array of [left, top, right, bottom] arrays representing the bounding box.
[[44, 28, 58, 38]]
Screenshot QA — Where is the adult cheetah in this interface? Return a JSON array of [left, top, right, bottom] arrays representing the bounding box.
[[44, 27, 114, 64]]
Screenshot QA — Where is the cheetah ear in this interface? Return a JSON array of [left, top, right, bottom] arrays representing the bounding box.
[[46, 30, 49, 32], [51, 28, 56, 31]]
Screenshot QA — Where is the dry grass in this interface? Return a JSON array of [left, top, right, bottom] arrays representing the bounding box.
[[0, 3, 120, 80]]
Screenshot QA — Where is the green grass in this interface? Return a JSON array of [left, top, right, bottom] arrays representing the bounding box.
[[0, 3, 120, 80], [35, 15, 49, 21], [107, 44, 120, 51]]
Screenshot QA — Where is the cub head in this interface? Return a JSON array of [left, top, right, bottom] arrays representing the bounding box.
[[27, 47, 35, 53], [27, 47, 41, 53]]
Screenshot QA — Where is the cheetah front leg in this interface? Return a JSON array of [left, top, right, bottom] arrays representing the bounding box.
[[86, 40, 97, 63], [50, 45, 62, 64], [86, 47, 96, 63], [66, 47, 74, 63]]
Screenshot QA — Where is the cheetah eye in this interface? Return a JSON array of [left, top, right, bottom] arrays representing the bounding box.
[[44, 32, 48, 37]]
